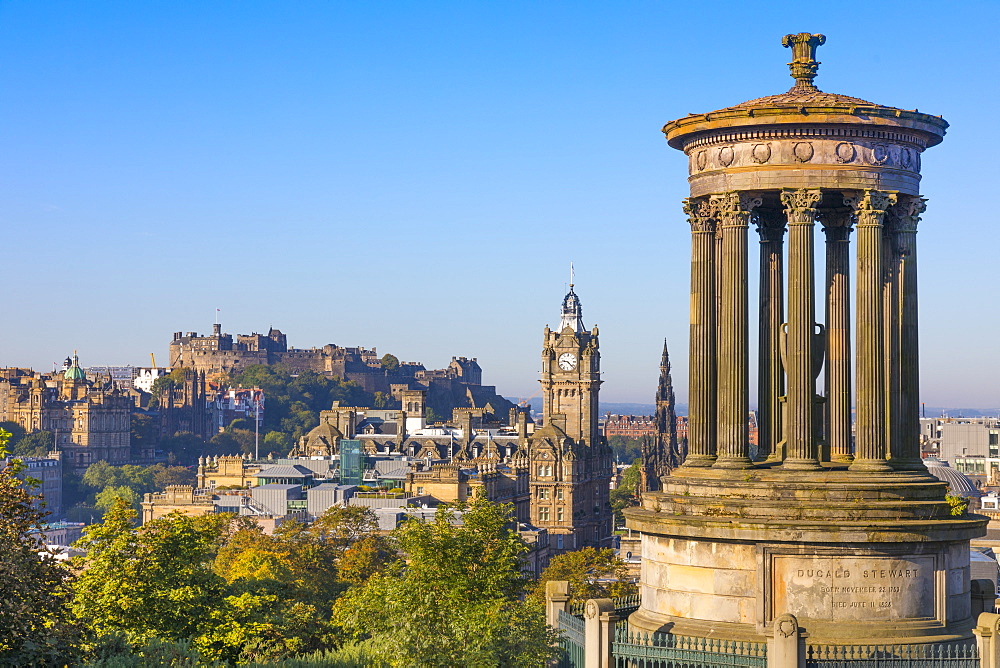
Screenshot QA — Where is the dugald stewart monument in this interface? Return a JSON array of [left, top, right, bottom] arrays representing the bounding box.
[[625, 33, 989, 646]]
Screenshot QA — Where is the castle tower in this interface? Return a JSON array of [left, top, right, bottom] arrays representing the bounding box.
[[625, 34, 987, 647], [529, 281, 613, 554]]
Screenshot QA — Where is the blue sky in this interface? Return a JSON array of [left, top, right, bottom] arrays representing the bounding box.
[[1, 1, 997, 408]]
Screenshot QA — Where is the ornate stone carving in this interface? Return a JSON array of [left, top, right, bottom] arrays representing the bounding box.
[[780, 188, 822, 224], [893, 195, 927, 232], [900, 147, 913, 168], [845, 190, 896, 226], [835, 141, 856, 163], [683, 197, 715, 232], [752, 143, 771, 163], [696, 150, 707, 170], [782, 33, 826, 90], [755, 209, 786, 242], [820, 208, 853, 241], [719, 146, 735, 166], [793, 142, 814, 162], [871, 144, 889, 165], [711, 191, 762, 227]]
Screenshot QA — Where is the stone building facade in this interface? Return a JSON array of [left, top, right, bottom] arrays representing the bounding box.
[[0, 354, 133, 471]]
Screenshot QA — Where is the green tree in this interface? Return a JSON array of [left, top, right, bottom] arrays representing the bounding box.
[[379, 354, 399, 371], [72, 502, 229, 648], [129, 411, 157, 458], [263, 430, 293, 454], [12, 429, 54, 457], [228, 365, 371, 438], [607, 435, 643, 463], [610, 460, 641, 526], [162, 431, 214, 464], [204, 509, 388, 662], [0, 428, 80, 664], [95, 485, 141, 514], [334, 497, 561, 667], [0, 421, 26, 448], [528, 546, 636, 604], [149, 464, 196, 489]]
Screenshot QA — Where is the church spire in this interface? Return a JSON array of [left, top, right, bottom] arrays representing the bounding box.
[[642, 339, 681, 491]]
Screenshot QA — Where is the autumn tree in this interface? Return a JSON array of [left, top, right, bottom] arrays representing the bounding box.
[[334, 497, 561, 667], [0, 428, 80, 664]]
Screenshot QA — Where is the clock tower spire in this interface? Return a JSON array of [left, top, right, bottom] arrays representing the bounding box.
[[529, 277, 613, 553]]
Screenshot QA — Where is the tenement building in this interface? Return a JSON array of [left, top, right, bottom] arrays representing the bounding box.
[[624, 34, 988, 647]]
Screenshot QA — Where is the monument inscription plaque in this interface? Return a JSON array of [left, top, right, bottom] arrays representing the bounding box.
[[772, 555, 936, 622]]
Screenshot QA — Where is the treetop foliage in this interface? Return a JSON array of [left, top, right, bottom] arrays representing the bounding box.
[[0, 428, 80, 664], [528, 546, 637, 605], [333, 496, 561, 667]]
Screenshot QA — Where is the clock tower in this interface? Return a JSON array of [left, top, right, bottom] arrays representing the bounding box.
[[528, 281, 613, 554]]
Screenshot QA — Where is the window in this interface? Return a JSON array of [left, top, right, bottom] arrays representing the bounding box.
[[538, 488, 550, 500], [417, 486, 424, 495], [557, 535, 564, 550], [539, 507, 550, 521], [557, 507, 564, 522], [556, 488, 564, 500]]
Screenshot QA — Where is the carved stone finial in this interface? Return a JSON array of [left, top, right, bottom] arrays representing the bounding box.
[[782, 32, 826, 91]]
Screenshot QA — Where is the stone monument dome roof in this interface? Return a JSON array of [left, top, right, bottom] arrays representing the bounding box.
[[715, 33, 891, 112], [662, 32, 948, 152], [923, 458, 981, 498], [723, 89, 881, 111]]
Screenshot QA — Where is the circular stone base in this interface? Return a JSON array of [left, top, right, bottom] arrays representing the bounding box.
[[623, 466, 988, 645]]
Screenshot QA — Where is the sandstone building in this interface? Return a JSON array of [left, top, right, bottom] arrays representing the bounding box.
[[0, 354, 133, 471]]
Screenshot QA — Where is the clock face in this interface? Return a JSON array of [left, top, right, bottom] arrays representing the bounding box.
[[557, 352, 577, 371]]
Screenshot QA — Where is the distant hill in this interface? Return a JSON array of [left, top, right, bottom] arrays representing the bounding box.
[[923, 407, 1000, 418]]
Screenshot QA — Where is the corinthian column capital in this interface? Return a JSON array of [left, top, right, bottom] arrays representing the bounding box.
[[710, 192, 762, 228], [893, 195, 927, 232], [780, 188, 822, 224], [753, 209, 784, 243], [844, 190, 897, 226], [683, 197, 716, 233], [820, 208, 853, 242]]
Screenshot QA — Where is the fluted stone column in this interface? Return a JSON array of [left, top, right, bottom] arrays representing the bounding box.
[[849, 190, 896, 472], [756, 212, 786, 461], [711, 192, 760, 469], [884, 214, 903, 467], [822, 210, 853, 462], [780, 189, 823, 469], [894, 195, 928, 470], [683, 198, 717, 467]]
